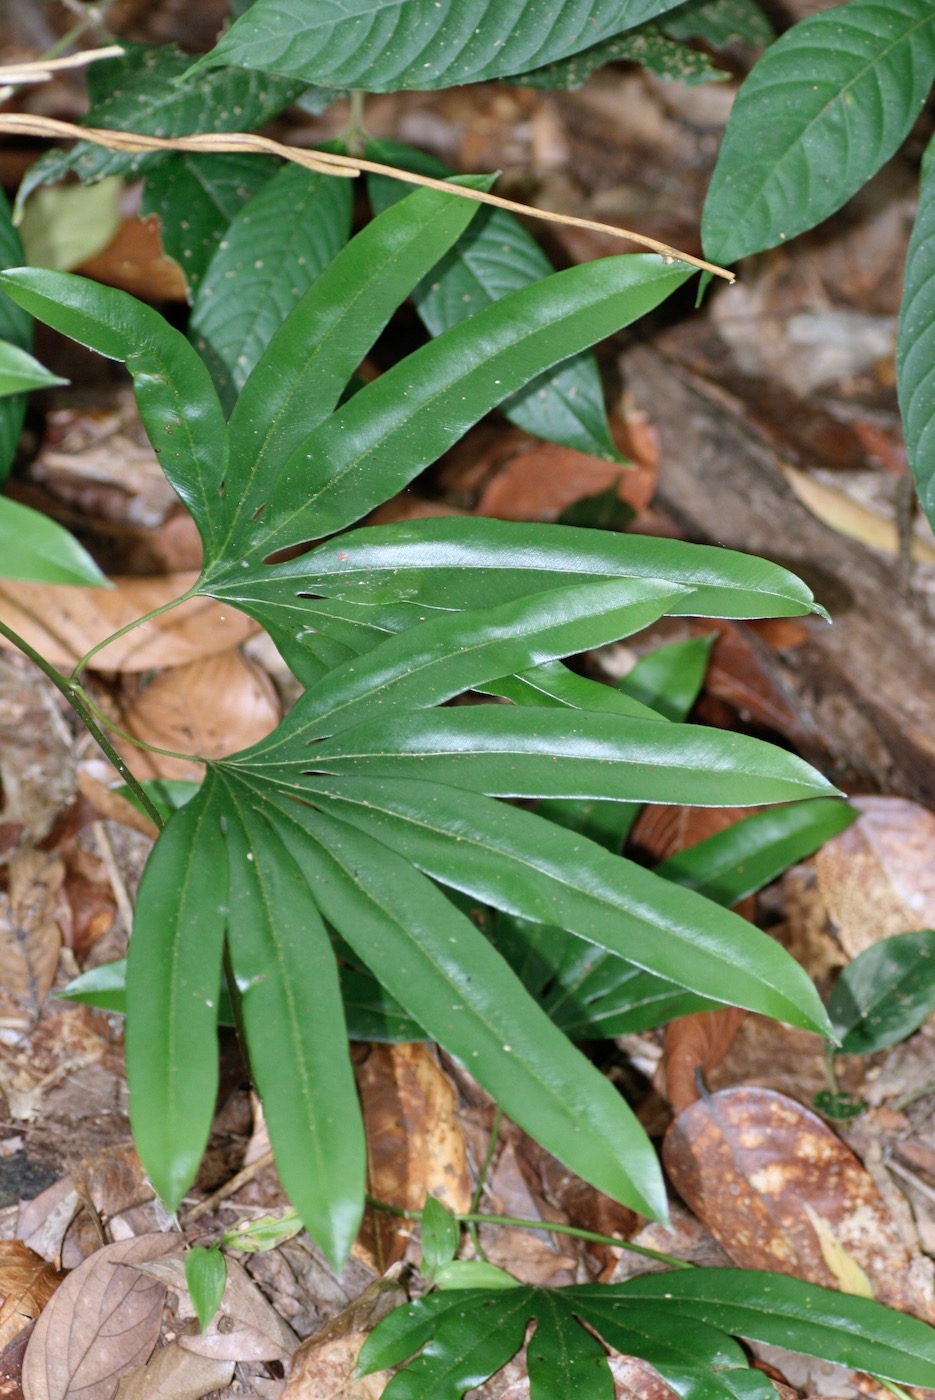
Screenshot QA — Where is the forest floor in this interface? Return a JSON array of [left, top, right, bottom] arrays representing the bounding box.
[[2, 1, 935, 1396]]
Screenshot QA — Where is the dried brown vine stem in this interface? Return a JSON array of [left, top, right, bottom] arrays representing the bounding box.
[[0, 112, 735, 282], [0, 46, 124, 84]]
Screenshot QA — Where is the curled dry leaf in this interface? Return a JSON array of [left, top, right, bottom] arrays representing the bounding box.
[[355, 1044, 471, 1272], [113, 1342, 233, 1400], [21, 1232, 179, 1400], [0, 1243, 65, 1352], [75, 772, 158, 842], [0, 850, 67, 1029], [135, 1255, 296, 1364], [114, 650, 281, 782], [282, 1270, 409, 1400], [0, 574, 257, 672], [814, 796, 935, 957], [659, 1007, 748, 1115], [662, 1086, 930, 1320]]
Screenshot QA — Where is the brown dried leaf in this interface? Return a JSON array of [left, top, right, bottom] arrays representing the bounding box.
[[0, 1244, 64, 1351], [0, 851, 67, 1027], [0, 1317, 34, 1400], [136, 1256, 296, 1363], [113, 1342, 233, 1400], [21, 1233, 179, 1400], [475, 441, 654, 522], [114, 650, 281, 782], [75, 772, 158, 842], [662, 1086, 928, 1318], [0, 575, 257, 672], [71, 1144, 154, 1223], [282, 1271, 409, 1399], [77, 217, 188, 303], [814, 796, 935, 957], [355, 1045, 471, 1271]]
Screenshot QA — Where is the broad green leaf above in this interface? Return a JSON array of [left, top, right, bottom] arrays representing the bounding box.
[[190, 164, 354, 410], [298, 773, 833, 1034], [702, 0, 935, 264], [0, 495, 107, 586], [0, 268, 227, 555], [0, 341, 67, 398], [215, 775, 366, 1267], [263, 793, 669, 1219], [14, 42, 305, 207], [367, 140, 621, 458], [188, 0, 701, 91], [298, 706, 840, 807], [125, 778, 229, 1212], [213, 177, 491, 559], [827, 929, 935, 1055], [898, 133, 935, 534], [359, 1270, 935, 1399], [218, 255, 694, 560], [512, 21, 723, 88], [0, 190, 32, 482], [236, 517, 825, 622], [226, 578, 691, 762], [141, 151, 280, 299], [662, 0, 774, 49]]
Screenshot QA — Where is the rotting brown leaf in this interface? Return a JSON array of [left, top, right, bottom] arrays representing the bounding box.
[[662, 1085, 930, 1319], [114, 650, 281, 782], [113, 1342, 233, 1400], [21, 1232, 179, 1400], [814, 795, 935, 957], [0, 850, 67, 1028], [355, 1044, 472, 1272], [0, 1243, 64, 1353], [134, 1255, 296, 1364], [0, 575, 257, 672], [282, 1269, 409, 1399]]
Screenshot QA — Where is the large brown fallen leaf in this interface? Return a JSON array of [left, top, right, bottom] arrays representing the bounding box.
[[814, 796, 935, 956], [0, 574, 257, 672], [113, 1341, 233, 1400], [0, 1243, 65, 1352], [134, 1255, 296, 1363], [21, 1233, 179, 1400], [282, 1270, 409, 1399], [114, 650, 281, 782], [0, 850, 67, 1028], [355, 1044, 472, 1272], [663, 1085, 930, 1319]]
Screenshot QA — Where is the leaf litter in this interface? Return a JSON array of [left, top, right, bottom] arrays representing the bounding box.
[[3, 7, 935, 1399]]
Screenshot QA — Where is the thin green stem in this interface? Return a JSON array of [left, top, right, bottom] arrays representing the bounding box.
[[73, 683, 206, 765], [0, 617, 164, 830], [364, 1195, 693, 1272], [471, 1107, 502, 1214], [70, 582, 200, 684]]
